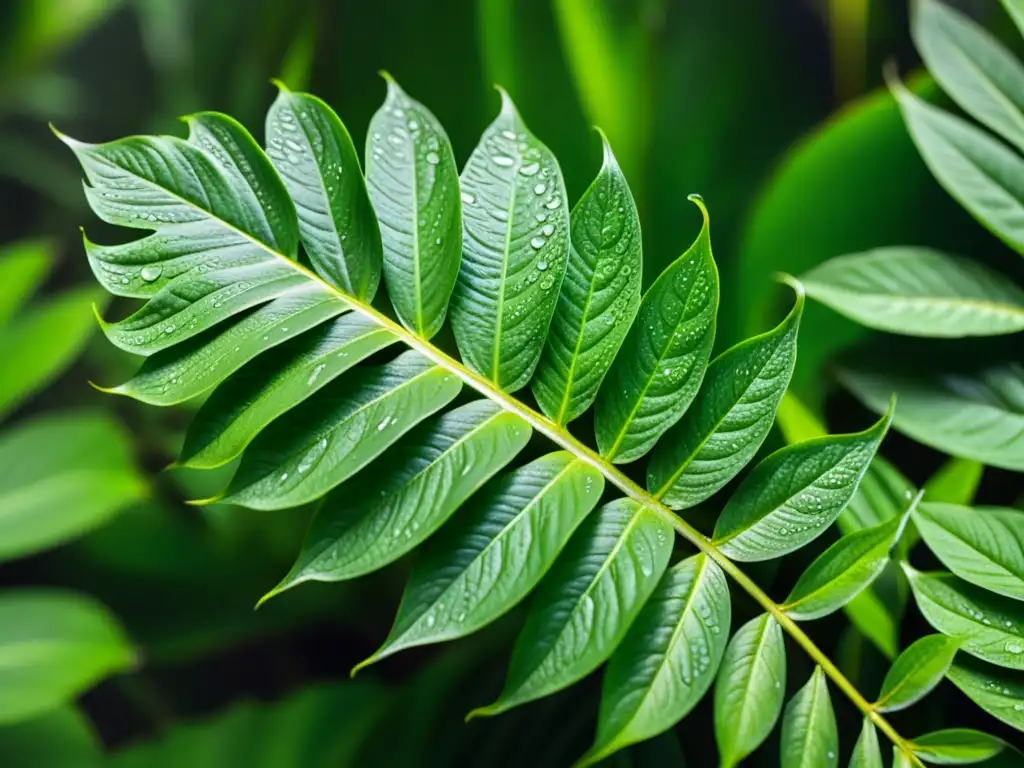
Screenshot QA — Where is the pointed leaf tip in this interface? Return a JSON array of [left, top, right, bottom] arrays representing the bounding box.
[[687, 193, 709, 224], [269, 77, 291, 93]]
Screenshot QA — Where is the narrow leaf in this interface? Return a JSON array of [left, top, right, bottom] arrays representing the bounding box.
[[648, 285, 802, 509], [845, 588, 901, 660], [365, 74, 461, 338], [595, 195, 719, 463], [268, 400, 529, 594], [714, 613, 787, 768], [582, 554, 731, 764], [0, 238, 51, 326], [219, 351, 462, 510], [874, 634, 960, 713], [946, 655, 1024, 733], [266, 84, 382, 298], [357, 452, 604, 667], [780, 667, 839, 768], [923, 458, 983, 507], [801, 248, 1024, 337], [470, 499, 672, 717], [911, 729, 1006, 765], [850, 718, 884, 768], [906, 568, 1024, 670], [914, 503, 1024, 601], [840, 455, 914, 535], [449, 88, 570, 392], [1005, 0, 1024, 38], [531, 133, 642, 425], [713, 403, 893, 562]]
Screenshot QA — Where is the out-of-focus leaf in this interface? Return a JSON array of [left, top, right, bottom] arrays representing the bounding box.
[[924, 458, 984, 507], [0, 239, 51, 326], [0, 706, 100, 768], [1, 0, 122, 74]]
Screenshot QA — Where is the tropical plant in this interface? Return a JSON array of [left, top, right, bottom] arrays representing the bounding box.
[[57, 63, 1022, 765]]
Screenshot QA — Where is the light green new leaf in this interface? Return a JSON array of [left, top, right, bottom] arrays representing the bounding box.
[[218, 351, 461, 510], [713, 403, 893, 562], [873, 634, 959, 713], [356, 452, 603, 668], [914, 0, 1024, 153], [840, 364, 1024, 472], [178, 314, 399, 469], [449, 89, 569, 392], [801, 248, 1024, 337], [947, 655, 1024, 733], [595, 196, 718, 464], [365, 74, 461, 338], [0, 706, 101, 768], [782, 509, 911, 621], [850, 718, 884, 768], [910, 729, 1006, 765], [0, 239, 51, 326], [648, 286, 802, 509], [923, 458, 983, 507], [1005, 0, 1024, 38], [531, 134, 641, 425], [840, 455, 914, 535], [890, 76, 1024, 256], [714, 613, 787, 768], [0, 412, 147, 564], [780, 667, 838, 768], [0, 590, 135, 725], [906, 569, 1024, 670], [267, 400, 531, 593], [581, 554, 731, 765], [845, 588, 901, 660], [914, 503, 1024, 602], [266, 84, 382, 298], [470, 499, 671, 717]]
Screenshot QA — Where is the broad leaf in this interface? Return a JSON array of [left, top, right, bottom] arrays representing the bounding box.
[[801, 248, 1024, 337], [873, 634, 960, 713], [914, 503, 1024, 601], [648, 285, 802, 509], [217, 351, 462, 510], [449, 88, 570, 392], [531, 133, 641, 425], [266, 84, 382, 298], [355, 452, 603, 668], [906, 569, 1024, 670], [470, 499, 672, 717], [851, 718, 884, 768], [910, 729, 1006, 765], [782, 510, 910, 621], [840, 364, 1024, 472], [0, 239, 51, 326], [946, 655, 1024, 733], [0, 706, 101, 768], [594, 195, 718, 463], [714, 613, 787, 768], [267, 400, 531, 591], [365, 74, 461, 338], [0, 590, 135, 725], [581, 554, 731, 765], [840, 455, 914, 535], [914, 0, 1024, 153], [780, 667, 838, 768], [713, 403, 893, 562], [0, 412, 146, 564]]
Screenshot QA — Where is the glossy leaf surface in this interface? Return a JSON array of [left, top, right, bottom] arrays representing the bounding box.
[[874, 634, 960, 713], [947, 655, 1024, 732], [851, 718, 884, 768], [780, 667, 838, 768], [910, 729, 1006, 765]]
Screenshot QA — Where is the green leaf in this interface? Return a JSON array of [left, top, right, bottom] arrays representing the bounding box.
[[0, 239, 51, 327], [782, 509, 911, 621], [714, 613, 787, 768], [218, 351, 462, 510], [840, 455, 914, 535], [914, 503, 1024, 602], [845, 589, 901, 660], [0, 706, 101, 768], [266, 84, 382, 298], [470, 499, 672, 717], [356, 452, 603, 668], [365, 74, 461, 338], [839, 364, 1024, 472], [1005, 0, 1024, 38], [449, 88, 570, 392], [906, 568, 1024, 670], [0, 412, 147, 563], [581, 554, 731, 765], [648, 285, 802, 509], [890, 75, 1024, 256], [531, 133, 642, 425], [850, 718, 884, 768], [914, 0, 1024, 153], [923, 458, 983, 507], [594, 196, 718, 463], [0, 590, 135, 725], [780, 667, 838, 768], [873, 634, 960, 713], [267, 400, 531, 592], [946, 655, 1024, 733], [801, 248, 1024, 337], [713, 403, 893, 562], [178, 314, 399, 468], [910, 729, 1006, 765]]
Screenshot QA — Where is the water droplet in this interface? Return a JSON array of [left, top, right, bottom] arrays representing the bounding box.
[[501, 130, 517, 141], [541, 224, 554, 237], [491, 154, 514, 167], [164, 325, 175, 334], [530, 237, 545, 250], [377, 416, 391, 431], [426, 151, 440, 165], [1007, 642, 1023, 654], [519, 162, 540, 176], [461, 192, 475, 205], [408, 119, 419, 131], [307, 363, 326, 387], [545, 196, 561, 210], [425, 614, 436, 628], [536, 260, 548, 271], [140, 265, 163, 282], [533, 183, 547, 195]]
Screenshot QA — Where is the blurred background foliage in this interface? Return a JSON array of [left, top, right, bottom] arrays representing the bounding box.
[[0, 0, 1020, 765]]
